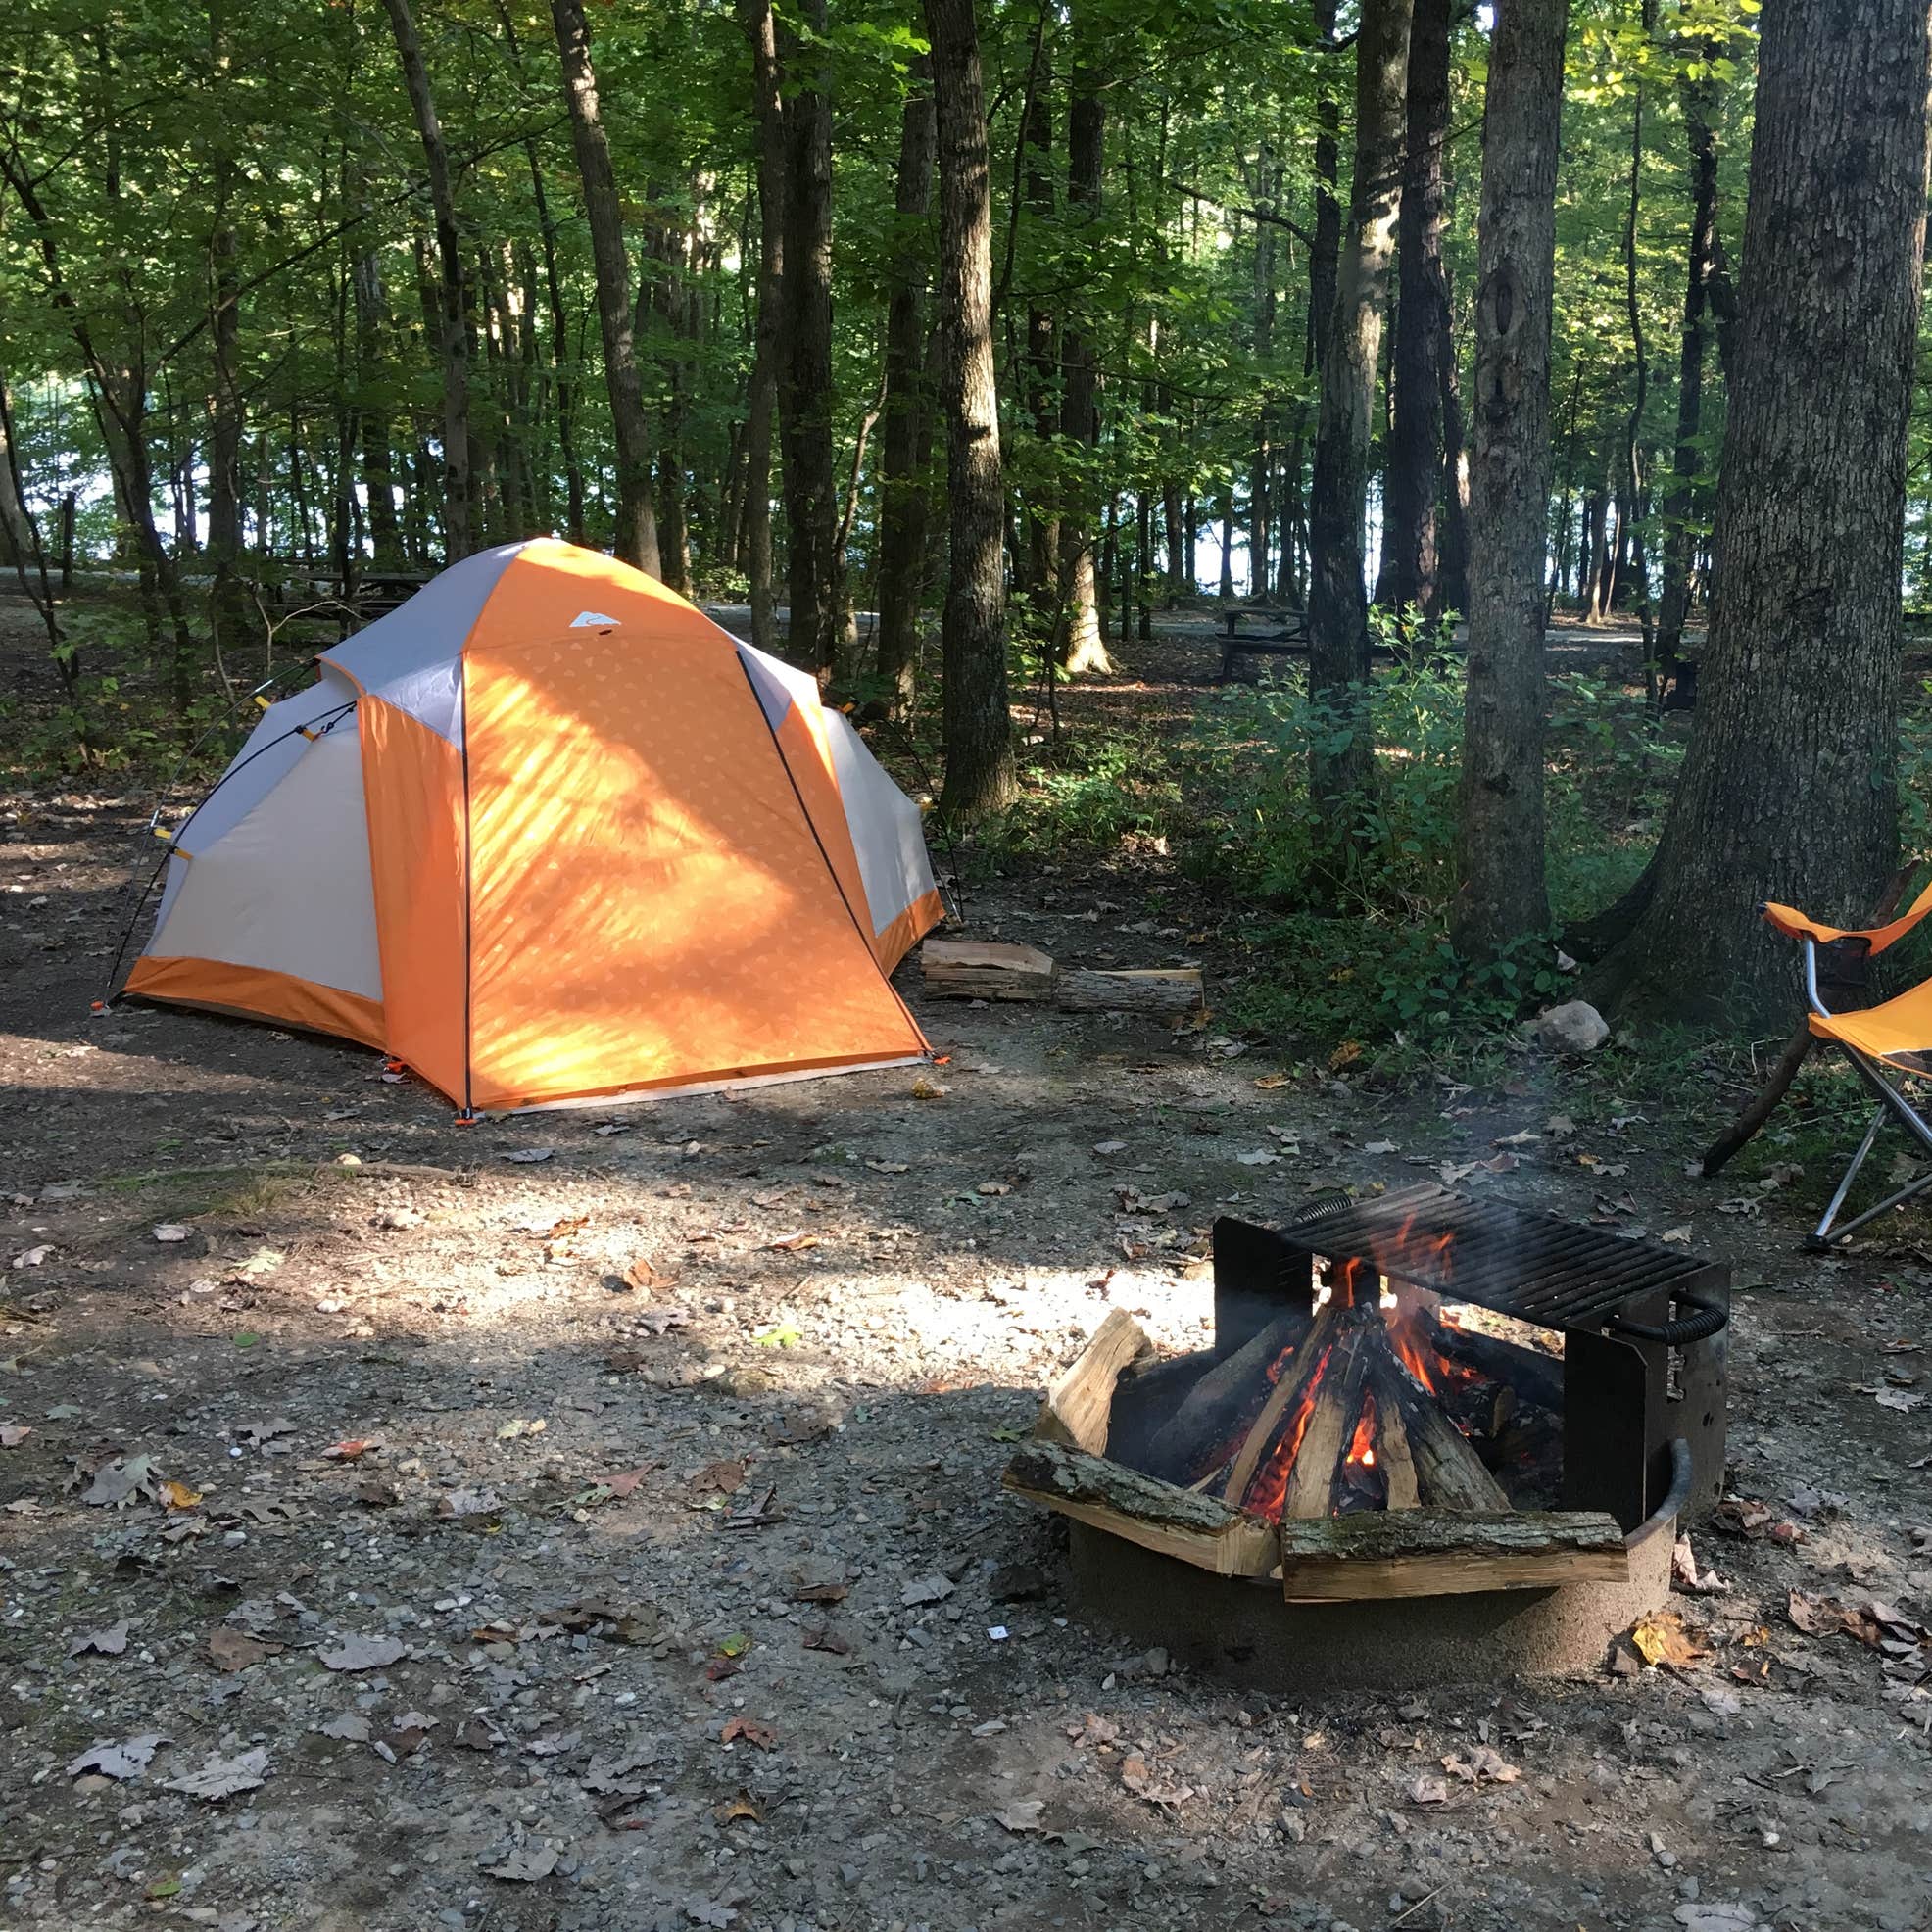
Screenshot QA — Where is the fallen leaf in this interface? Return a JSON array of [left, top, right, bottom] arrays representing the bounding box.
[[976, 1180, 1011, 1196], [163, 1747, 268, 1801], [900, 1571, 955, 1607], [1091, 1140, 1128, 1155], [686, 1902, 739, 1928], [865, 1159, 909, 1174], [720, 1715, 777, 1750], [482, 1843, 559, 1882], [495, 1417, 547, 1441], [603, 1467, 652, 1499], [208, 1626, 278, 1672], [1363, 1139, 1398, 1155], [320, 1437, 380, 1461], [501, 1147, 555, 1164], [1235, 1149, 1281, 1166], [152, 1224, 193, 1243], [764, 1231, 819, 1251], [993, 1798, 1044, 1833], [11, 1245, 52, 1269], [0, 1425, 29, 1447], [1408, 1774, 1450, 1806], [67, 1733, 166, 1780], [1442, 1745, 1520, 1784], [319, 1712, 371, 1742], [80, 1454, 159, 1507], [437, 1486, 500, 1518], [693, 1458, 747, 1495], [1630, 1611, 1710, 1670], [1661, 1225, 1693, 1244], [69, 1619, 129, 1658], [910, 1077, 948, 1099], [621, 1255, 674, 1292], [1545, 1114, 1576, 1138], [1328, 1040, 1362, 1071], [158, 1478, 203, 1510], [792, 1579, 849, 1604], [1875, 1386, 1924, 1413], [319, 1632, 407, 1672], [1493, 1130, 1541, 1148]]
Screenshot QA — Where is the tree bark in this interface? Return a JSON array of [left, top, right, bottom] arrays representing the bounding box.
[[1021, 44, 1059, 617], [353, 248, 404, 566], [740, 0, 785, 653], [1589, 0, 1931, 1021], [778, 0, 839, 675], [1656, 15, 1722, 682], [925, 0, 1017, 816], [875, 64, 938, 720], [382, 0, 471, 562], [1451, 0, 1567, 961], [552, 0, 658, 573], [1307, 0, 1411, 835], [1058, 34, 1110, 674], [1381, 0, 1451, 616]]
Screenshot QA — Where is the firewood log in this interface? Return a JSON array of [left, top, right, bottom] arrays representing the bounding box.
[[1136, 1307, 1309, 1482], [1374, 1384, 1422, 1510], [1281, 1319, 1374, 1520], [1277, 1508, 1627, 1600], [919, 940, 1203, 1015], [1370, 1353, 1510, 1512], [1216, 1301, 1342, 1507]]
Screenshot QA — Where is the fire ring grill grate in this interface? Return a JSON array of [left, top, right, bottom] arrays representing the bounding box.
[[1264, 1182, 1721, 1335]]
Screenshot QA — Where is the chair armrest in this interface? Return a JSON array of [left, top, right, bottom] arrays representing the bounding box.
[[1762, 877, 1932, 958]]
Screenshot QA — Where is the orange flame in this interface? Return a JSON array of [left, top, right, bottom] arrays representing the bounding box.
[[1345, 1390, 1378, 1471], [1238, 1342, 1333, 1521]]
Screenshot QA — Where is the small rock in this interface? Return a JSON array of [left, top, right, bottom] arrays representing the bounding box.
[[1535, 1000, 1610, 1054]]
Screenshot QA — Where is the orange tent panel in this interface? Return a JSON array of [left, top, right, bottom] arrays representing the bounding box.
[[460, 629, 926, 1110]]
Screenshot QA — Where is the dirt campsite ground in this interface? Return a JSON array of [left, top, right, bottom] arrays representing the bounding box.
[[3, 605, 1930, 1932]]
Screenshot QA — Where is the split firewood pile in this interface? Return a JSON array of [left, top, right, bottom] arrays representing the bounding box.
[[919, 939, 1204, 1016], [1004, 1265, 1628, 1603]]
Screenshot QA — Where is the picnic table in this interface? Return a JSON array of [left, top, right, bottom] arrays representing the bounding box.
[[267, 562, 431, 634], [1217, 604, 1310, 681]]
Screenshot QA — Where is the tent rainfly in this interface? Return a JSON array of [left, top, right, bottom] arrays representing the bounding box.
[[121, 539, 942, 1112]]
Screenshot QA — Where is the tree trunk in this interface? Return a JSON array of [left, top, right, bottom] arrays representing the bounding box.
[[1307, 0, 1411, 834], [647, 190, 696, 597], [207, 193, 248, 652], [1058, 36, 1109, 674], [1451, 0, 1567, 962], [1381, 0, 1451, 616], [353, 249, 405, 566], [1248, 147, 1277, 599], [1022, 60, 1059, 618], [382, 0, 471, 562], [1437, 268, 1472, 615], [1656, 14, 1721, 681], [778, 0, 838, 675], [740, 0, 785, 653], [875, 64, 938, 720], [925, 0, 1017, 816], [552, 0, 658, 573], [1588, 0, 1930, 1021]]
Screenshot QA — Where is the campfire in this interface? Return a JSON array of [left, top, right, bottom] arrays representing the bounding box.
[[1005, 1185, 1729, 1618]]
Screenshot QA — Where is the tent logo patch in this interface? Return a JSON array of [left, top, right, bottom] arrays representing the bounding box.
[[570, 610, 618, 628]]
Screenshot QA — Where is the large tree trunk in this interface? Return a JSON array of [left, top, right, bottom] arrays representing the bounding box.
[[1589, 0, 1931, 1021], [874, 64, 938, 720], [552, 0, 658, 573], [1021, 56, 1059, 618], [382, 0, 471, 562], [1057, 35, 1109, 675], [1451, 0, 1567, 961], [1381, 0, 1451, 616], [1308, 0, 1342, 377], [740, 0, 785, 654], [353, 249, 405, 566], [925, 0, 1017, 816], [778, 0, 839, 676], [1655, 12, 1722, 682], [1247, 147, 1278, 599], [1307, 0, 1411, 836]]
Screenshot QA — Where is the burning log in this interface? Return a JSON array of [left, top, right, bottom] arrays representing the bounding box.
[[1280, 1319, 1375, 1520], [1369, 1353, 1510, 1512], [1278, 1508, 1627, 1600], [1427, 1314, 1565, 1414], [1217, 1301, 1343, 1507], [1374, 1389, 1422, 1510], [1137, 1308, 1310, 1481], [1001, 1438, 1278, 1577]]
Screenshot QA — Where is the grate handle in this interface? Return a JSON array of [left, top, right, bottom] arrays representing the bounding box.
[[1604, 1291, 1727, 1344]]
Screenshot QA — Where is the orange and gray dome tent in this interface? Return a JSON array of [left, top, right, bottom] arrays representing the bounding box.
[[120, 539, 942, 1113]]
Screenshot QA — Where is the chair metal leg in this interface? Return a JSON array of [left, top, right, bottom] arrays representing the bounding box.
[[1811, 1103, 1886, 1248]]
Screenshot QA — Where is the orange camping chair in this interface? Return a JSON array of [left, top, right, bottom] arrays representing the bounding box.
[[1763, 880, 1932, 1248]]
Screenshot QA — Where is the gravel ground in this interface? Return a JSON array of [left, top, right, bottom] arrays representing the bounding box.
[[3, 631, 1930, 1932]]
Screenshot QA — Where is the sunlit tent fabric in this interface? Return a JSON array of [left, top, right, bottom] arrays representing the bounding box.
[[123, 538, 942, 1111]]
